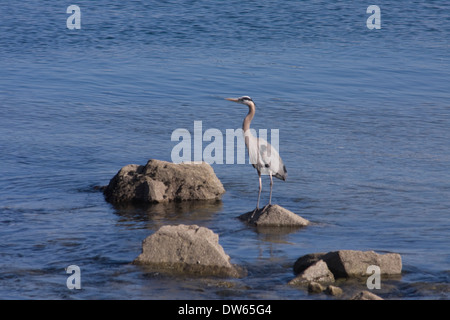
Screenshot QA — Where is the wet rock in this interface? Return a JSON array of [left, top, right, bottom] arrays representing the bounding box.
[[290, 250, 402, 294], [308, 282, 325, 294], [238, 204, 309, 227], [133, 224, 240, 278], [104, 159, 225, 204], [325, 285, 343, 297], [293, 252, 327, 275], [293, 250, 402, 280], [288, 260, 335, 285], [322, 250, 402, 278], [351, 290, 384, 300]]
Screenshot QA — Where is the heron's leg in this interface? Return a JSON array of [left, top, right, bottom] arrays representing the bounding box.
[[257, 172, 262, 210], [269, 172, 273, 205]]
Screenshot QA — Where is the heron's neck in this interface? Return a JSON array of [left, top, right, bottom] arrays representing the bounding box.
[[242, 102, 255, 132]]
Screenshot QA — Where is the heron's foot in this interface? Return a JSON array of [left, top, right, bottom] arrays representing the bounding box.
[[250, 207, 258, 219], [262, 204, 271, 211]]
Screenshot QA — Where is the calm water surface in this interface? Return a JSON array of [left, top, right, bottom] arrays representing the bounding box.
[[0, 1, 449, 299]]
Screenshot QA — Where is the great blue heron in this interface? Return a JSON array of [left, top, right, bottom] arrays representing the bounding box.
[[225, 96, 287, 209]]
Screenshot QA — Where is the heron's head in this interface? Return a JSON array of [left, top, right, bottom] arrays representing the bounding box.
[[225, 96, 254, 107]]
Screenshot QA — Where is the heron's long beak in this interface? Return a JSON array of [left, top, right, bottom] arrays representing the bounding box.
[[225, 98, 239, 103]]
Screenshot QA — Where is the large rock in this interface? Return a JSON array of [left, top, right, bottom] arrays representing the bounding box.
[[104, 159, 225, 204], [238, 205, 309, 227], [133, 224, 240, 277], [293, 250, 402, 279], [289, 260, 335, 285], [322, 250, 402, 278]]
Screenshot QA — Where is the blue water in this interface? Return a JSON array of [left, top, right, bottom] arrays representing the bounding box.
[[0, 0, 449, 299]]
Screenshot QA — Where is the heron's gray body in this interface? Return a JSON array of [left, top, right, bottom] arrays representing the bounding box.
[[244, 130, 287, 180]]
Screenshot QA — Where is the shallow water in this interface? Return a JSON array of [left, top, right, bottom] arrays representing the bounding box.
[[0, 0, 449, 299]]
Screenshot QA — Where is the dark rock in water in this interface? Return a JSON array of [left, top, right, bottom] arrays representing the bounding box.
[[288, 260, 335, 285], [103, 159, 225, 204], [238, 204, 309, 227], [133, 224, 241, 278], [293, 252, 327, 275]]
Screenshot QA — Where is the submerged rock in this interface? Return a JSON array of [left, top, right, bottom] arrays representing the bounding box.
[[133, 224, 241, 278], [104, 159, 225, 204], [351, 290, 384, 300], [325, 285, 343, 297], [308, 282, 325, 294], [238, 204, 309, 227]]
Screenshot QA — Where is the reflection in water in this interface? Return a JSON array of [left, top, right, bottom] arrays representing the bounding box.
[[112, 200, 224, 230], [255, 225, 307, 238]]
